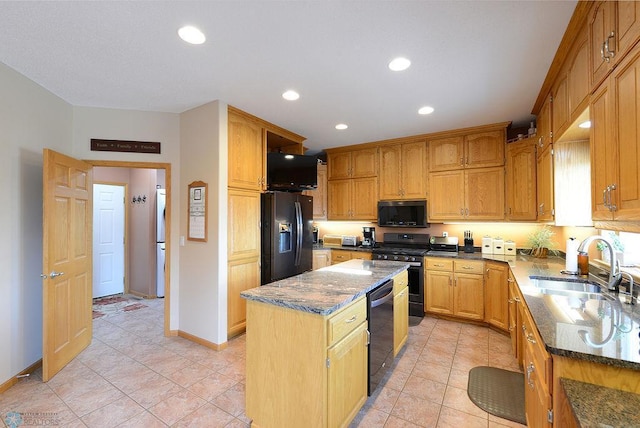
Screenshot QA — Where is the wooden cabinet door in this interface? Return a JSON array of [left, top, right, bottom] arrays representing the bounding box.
[[453, 273, 484, 320], [465, 167, 505, 220], [537, 94, 553, 155], [552, 72, 570, 139], [401, 141, 427, 199], [429, 136, 464, 171], [228, 257, 260, 337], [351, 148, 379, 178], [328, 179, 352, 220], [589, 1, 616, 89], [612, 44, 640, 220], [379, 145, 402, 199], [425, 270, 453, 315], [618, 1, 640, 60], [465, 130, 505, 169], [331, 249, 352, 265], [351, 177, 378, 220], [484, 261, 509, 331], [328, 152, 352, 180], [428, 170, 465, 221], [536, 145, 555, 222], [327, 322, 368, 428], [350, 251, 372, 261], [506, 140, 537, 221], [568, 28, 590, 118], [313, 250, 331, 270], [228, 189, 261, 260], [393, 286, 409, 356], [305, 164, 328, 220], [590, 81, 616, 220], [228, 111, 264, 191], [508, 275, 519, 359], [524, 341, 552, 428]]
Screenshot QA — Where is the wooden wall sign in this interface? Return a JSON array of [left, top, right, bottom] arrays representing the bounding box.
[[90, 139, 161, 154]]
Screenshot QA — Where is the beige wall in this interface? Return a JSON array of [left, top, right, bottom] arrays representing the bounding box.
[[179, 100, 228, 344], [0, 62, 74, 386]]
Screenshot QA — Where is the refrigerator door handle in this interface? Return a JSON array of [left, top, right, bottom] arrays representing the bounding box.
[[294, 201, 303, 266]]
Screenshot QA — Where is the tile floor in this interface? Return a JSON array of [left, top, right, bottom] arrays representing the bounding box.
[[0, 297, 526, 427]]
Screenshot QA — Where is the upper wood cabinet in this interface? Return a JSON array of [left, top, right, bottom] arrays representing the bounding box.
[[506, 139, 537, 221], [536, 144, 555, 222], [429, 129, 505, 172], [567, 26, 590, 121], [228, 110, 265, 191], [303, 163, 328, 220], [536, 94, 553, 155], [591, 43, 640, 222], [429, 167, 504, 221], [327, 177, 378, 221], [378, 141, 427, 200], [589, 1, 640, 91], [327, 148, 378, 180]]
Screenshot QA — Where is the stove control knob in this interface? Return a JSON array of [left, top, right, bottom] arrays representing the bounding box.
[[393, 255, 399, 261], [409, 256, 416, 262], [383, 255, 388, 260]]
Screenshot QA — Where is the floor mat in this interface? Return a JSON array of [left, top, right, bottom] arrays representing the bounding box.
[[467, 366, 526, 425], [93, 294, 147, 319]]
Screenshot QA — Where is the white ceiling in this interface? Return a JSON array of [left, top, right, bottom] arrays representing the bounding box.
[[0, 1, 576, 153]]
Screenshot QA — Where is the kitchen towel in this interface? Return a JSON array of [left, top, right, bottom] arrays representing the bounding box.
[[565, 238, 579, 273]]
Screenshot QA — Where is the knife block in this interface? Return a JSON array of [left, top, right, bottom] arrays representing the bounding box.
[[463, 238, 474, 253]]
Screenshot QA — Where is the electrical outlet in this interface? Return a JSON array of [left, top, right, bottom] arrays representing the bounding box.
[[180, 236, 185, 246], [442, 231, 448, 237]]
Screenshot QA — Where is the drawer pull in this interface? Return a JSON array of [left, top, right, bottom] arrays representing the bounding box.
[[526, 333, 537, 344], [461, 265, 474, 270], [345, 315, 358, 323], [434, 263, 445, 267]]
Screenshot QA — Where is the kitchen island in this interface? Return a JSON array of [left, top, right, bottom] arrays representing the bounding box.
[[241, 259, 410, 428]]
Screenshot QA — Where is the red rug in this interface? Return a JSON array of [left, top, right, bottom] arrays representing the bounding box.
[[92, 295, 147, 319]]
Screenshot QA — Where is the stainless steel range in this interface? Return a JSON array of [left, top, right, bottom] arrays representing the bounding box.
[[372, 233, 430, 317]]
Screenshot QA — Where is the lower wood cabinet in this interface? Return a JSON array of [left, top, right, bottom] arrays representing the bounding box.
[[313, 249, 331, 270], [246, 296, 368, 428], [484, 260, 509, 331], [424, 258, 484, 321], [393, 271, 409, 356], [227, 257, 260, 337], [508, 272, 524, 367], [331, 249, 372, 265]]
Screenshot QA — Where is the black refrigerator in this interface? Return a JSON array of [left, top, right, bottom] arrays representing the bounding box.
[[261, 192, 314, 285]]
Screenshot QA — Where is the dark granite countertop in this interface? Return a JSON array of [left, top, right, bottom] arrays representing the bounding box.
[[240, 259, 410, 316], [560, 378, 640, 427]]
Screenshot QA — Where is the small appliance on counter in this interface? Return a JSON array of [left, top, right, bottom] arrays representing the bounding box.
[[312, 226, 319, 244], [341, 235, 359, 247], [463, 230, 474, 253], [427, 236, 459, 255], [362, 226, 376, 247], [322, 235, 343, 248]]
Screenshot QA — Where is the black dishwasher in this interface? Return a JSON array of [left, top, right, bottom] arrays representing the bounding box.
[[367, 279, 394, 395]]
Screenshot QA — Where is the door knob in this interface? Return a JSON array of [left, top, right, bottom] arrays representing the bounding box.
[[49, 271, 65, 278]]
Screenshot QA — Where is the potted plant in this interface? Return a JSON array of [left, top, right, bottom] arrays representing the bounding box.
[[526, 225, 558, 258]]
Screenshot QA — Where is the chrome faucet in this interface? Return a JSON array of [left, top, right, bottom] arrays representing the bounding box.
[[577, 235, 622, 290]]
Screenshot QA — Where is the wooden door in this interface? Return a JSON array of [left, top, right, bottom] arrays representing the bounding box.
[[327, 152, 352, 180], [351, 177, 378, 220], [484, 261, 508, 331], [42, 149, 93, 381], [378, 145, 402, 199], [465, 167, 505, 220], [537, 94, 553, 155], [350, 148, 378, 178], [428, 171, 464, 221], [453, 274, 484, 320], [228, 111, 264, 191], [617, 1, 640, 60], [590, 81, 615, 220], [506, 140, 537, 221], [425, 270, 453, 314], [227, 189, 261, 260], [401, 141, 427, 199], [313, 164, 328, 219], [393, 286, 408, 356], [536, 145, 555, 222], [464, 130, 505, 169], [568, 28, 590, 117], [589, 1, 616, 89], [552, 72, 569, 138], [92, 184, 125, 298], [428, 136, 464, 171], [327, 179, 352, 220], [227, 257, 260, 337], [612, 44, 640, 220]]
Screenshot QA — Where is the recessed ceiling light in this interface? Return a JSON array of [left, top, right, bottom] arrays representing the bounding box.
[[335, 124, 348, 130], [578, 120, 591, 129], [418, 106, 435, 115], [388, 57, 411, 71], [178, 25, 206, 45], [282, 90, 300, 101]]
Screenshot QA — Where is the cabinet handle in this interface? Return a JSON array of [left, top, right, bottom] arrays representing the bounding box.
[[608, 184, 617, 211], [603, 187, 609, 208], [601, 41, 607, 61], [465, 208, 469, 216], [526, 333, 537, 344], [345, 315, 357, 323], [507, 278, 515, 283], [514, 297, 521, 303], [460, 208, 464, 215], [508, 298, 514, 303], [433, 263, 444, 267], [461, 265, 474, 270], [460, 157, 464, 166], [526, 363, 535, 389], [605, 31, 615, 61]]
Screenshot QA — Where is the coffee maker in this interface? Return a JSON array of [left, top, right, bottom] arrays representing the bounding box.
[[362, 226, 376, 247]]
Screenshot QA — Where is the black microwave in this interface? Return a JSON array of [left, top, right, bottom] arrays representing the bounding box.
[[377, 200, 429, 228]]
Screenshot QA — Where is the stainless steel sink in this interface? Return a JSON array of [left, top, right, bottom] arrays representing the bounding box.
[[529, 278, 602, 293]]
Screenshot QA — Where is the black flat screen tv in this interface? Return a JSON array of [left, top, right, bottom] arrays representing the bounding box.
[[266, 153, 318, 191]]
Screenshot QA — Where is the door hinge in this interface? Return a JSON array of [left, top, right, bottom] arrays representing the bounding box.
[[547, 409, 553, 423], [326, 358, 330, 368]]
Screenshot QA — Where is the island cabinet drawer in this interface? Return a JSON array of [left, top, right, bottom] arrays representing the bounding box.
[[393, 270, 409, 293], [327, 297, 367, 347], [454, 260, 484, 274], [425, 257, 454, 271]]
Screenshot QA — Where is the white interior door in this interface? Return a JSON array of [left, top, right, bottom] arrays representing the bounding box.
[[92, 184, 125, 298]]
